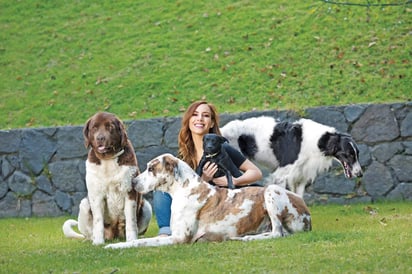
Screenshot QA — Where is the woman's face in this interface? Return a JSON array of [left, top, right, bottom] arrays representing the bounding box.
[[189, 103, 215, 136]]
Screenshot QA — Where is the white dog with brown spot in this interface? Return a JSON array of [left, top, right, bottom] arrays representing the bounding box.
[[105, 153, 311, 249]]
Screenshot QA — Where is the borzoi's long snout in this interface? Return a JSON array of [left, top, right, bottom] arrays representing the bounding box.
[[351, 161, 363, 178]]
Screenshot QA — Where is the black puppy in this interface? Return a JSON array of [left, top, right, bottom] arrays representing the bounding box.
[[196, 134, 242, 189]]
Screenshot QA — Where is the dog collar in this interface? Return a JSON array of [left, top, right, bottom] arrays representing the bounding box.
[[205, 152, 219, 158], [111, 149, 125, 159]]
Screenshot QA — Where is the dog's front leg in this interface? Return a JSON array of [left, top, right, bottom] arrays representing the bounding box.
[[105, 235, 177, 249], [196, 158, 206, 176], [124, 196, 138, 241], [294, 183, 306, 197], [89, 196, 105, 245], [225, 170, 235, 189], [230, 231, 283, 241]]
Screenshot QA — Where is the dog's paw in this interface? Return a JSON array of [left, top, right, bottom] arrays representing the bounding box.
[[104, 243, 122, 249], [230, 235, 259, 242], [230, 236, 246, 241], [126, 232, 138, 242], [230, 232, 282, 241], [92, 237, 105, 245]]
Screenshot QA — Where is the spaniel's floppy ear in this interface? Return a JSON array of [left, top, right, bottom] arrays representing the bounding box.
[[115, 118, 129, 148], [83, 117, 92, 148]]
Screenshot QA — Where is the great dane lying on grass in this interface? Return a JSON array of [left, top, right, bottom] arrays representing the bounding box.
[[105, 153, 311, 249]]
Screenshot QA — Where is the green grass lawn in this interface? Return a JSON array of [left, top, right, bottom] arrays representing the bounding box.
[[0, 202, 411, 273], [1, 1, 410, 129], [1, 2, 411, 273]]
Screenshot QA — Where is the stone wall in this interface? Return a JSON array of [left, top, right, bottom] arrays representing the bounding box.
[[0, 102, 411, 217]]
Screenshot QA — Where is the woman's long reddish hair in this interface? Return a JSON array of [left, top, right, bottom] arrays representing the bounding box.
[[178, 101, 221, 169]]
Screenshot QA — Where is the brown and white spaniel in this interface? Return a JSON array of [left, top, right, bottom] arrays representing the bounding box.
[[63, 112, 152, 245]]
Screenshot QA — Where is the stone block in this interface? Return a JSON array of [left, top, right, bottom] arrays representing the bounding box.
[[55, 126, 86, 160], [371, 142, 403, 163], [163, 118, 181, 149], [0, 130, 21, 153], [400, 112, 412, 137], [32, 191, 63, 217], [352, 105, 399, 143], [404, 141, 412, 155], [306, 106, 348, 132], [386, 183, 412, 201], [8, 171, 36, 196], [55, 190, 72, 211], [0, 178, 8, 199], [362, 161, 394, 197], [127, 118, 164, 148], [313, 169, 356, 195], [49, 160, 85, 192], [36, 174, 53, 195], [20, 129, 57, 175], [358, 144, 372, 166], [344, 104, 366, 123], [0, 192, 32, 217], [1, 155, 16, 180], [388, 155, 412, 182]]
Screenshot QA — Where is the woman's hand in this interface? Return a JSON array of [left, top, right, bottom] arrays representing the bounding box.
[[201, 162, 218, 182], [201, 162, 232, 187]]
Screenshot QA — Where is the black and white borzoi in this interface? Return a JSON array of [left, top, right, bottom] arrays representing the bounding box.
[[220, 116, 363, 196]]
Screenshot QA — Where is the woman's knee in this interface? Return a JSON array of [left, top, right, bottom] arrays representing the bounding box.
[[153, 191, 172, 228]]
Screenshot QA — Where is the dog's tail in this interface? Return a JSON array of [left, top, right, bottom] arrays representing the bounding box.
[[62, 219, 85, 239]]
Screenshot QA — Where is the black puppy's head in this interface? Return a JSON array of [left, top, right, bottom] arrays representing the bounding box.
[[203, 134, 228, 155]]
